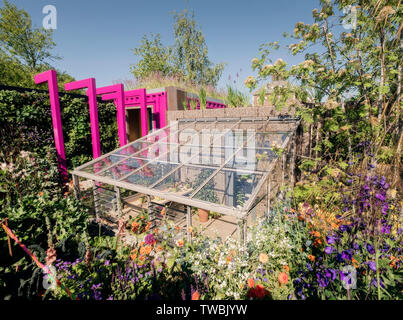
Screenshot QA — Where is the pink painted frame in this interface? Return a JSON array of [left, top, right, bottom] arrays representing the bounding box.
[[34, 70, 68, 181], [64, 78, 102, 159], [96, 84, 127, 146]]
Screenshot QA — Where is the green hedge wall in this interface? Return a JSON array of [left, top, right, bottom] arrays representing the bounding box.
[[0, 89, 119, 169]]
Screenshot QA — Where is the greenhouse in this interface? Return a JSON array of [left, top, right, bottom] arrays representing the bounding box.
[[71, 117, 299, 244]]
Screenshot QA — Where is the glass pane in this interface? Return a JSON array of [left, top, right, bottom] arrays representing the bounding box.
[[193, 170, 263, 210], [122, 161, 179, 187], [113, 141, 152, 157], [81, 155, 126, 174], [133, 143, 178, 161], [154, 165, 216, 196], [225, 148, 277, 172], [176, 146, 231, 166], [99, 157, 148, 180], [254, 132, 288, 148]]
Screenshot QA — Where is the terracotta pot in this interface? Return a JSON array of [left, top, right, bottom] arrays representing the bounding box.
[[198, 208, 209, 222]]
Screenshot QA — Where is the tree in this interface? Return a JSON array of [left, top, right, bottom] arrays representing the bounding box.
[[130, 9, 225, 87], [245, 0, 402, 183], [130, 33, 175, 80], [173, 9, 224, 87], [0, 0, 59, 72]]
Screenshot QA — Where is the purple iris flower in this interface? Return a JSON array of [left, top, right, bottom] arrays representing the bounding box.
[[367, 261, 376, 272], [339, 225, 349, 232], [325, 269, 337, 281], [324, 246, 334, 254], [366, 243, 375, 255], [326, 236, 336, 244]]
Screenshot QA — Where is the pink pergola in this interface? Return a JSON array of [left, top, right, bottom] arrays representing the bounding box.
[[34, 69, 225, 179]]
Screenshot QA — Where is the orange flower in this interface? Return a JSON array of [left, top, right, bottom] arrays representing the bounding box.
[[140, 245, 152, 255], [161, 208, 166, 216], [131, 222, 139, 233], [139, 241, 145, 247], [278, 272, 288, 285], [191, 291, 200, 300], [313, 238, 322, 247], [175, 226, 180, 231], [156, 245, 163, 252], [140, 215, 144, 219], [297, 215, 305, 221], [38, 192, 43, 196], [247, 278, 255, 288], [226, 256, 232, 264], [258, 253, 269, 264], [187, 226, 193, 233], [176, 239, 184, 247], [153, 228, 159, 234], [283, 265, 290, 273], [308, 254, 315, 262], [139, 255, 145, 261], [130, 253, 137, 261], [352, 258, 359, 268]]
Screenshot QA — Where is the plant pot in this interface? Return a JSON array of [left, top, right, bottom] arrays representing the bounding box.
[[198, 208, 209, 222]]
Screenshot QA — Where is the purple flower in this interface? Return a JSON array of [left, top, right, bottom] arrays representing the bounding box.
[[339, 225, 349, 232], [325, 269, 337, 281], [306, 263, 313, 271], [370, 277, 385, 288], [324, 246, 334, 254], [366, 243, 375, 255], [326, 236, 336, 244], [367, 261, 376, 272], [375, 193, 386, 201], [104, 260, 110, 266]]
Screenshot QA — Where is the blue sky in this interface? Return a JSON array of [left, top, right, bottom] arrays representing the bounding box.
[[6, 0, 319, 92]]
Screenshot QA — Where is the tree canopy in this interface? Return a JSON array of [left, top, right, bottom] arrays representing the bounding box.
[[130, 9, 225, 87], [0, 0, 73, 89]]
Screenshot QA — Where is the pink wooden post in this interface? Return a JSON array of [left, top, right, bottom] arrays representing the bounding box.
[[34, 70, 68, 181], [138, 88, 148, 137], [64, 78, 101, 159], [159, 92, 167, 128], [96, 84, 127, 146]]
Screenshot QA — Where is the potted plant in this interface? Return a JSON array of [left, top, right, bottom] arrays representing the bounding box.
[[193, 170, 218, 222]]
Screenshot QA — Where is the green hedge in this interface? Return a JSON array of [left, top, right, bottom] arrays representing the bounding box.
[[0, 89, 119, 169]]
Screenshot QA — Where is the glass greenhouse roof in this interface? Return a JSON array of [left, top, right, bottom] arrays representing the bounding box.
[[72, 118, 294, 217]]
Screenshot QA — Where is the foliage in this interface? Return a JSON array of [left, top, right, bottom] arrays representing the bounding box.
[[0, 0, 59, 71], [130, 33, 175, 80], [130, 9, 225, 88], [0, 1, 74, 89], [245, 0, 402, 184], [0, 89, 119, 168], [225, 85, 250, 108]]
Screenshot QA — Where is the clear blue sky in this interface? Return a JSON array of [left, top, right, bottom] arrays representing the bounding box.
[[5, 0, 318, 92]]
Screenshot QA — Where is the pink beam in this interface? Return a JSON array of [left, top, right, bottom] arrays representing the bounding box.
[[34, 70, 68, 181], [124, 89, 148, 136], [64, 78, 101, 159], [96, 84, 127, 146]]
